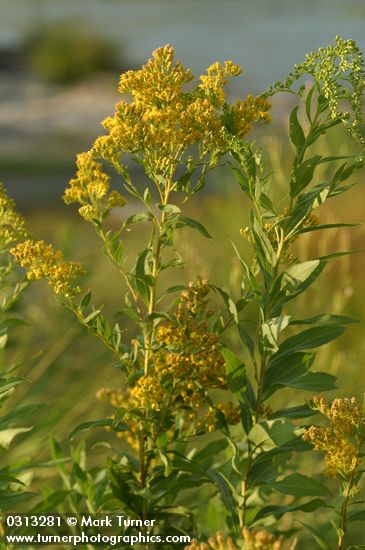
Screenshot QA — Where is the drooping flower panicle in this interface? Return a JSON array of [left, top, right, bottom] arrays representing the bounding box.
[[10, 240, 84, 298], [63, 152, 126, 221], [0, 183, 28, 250]]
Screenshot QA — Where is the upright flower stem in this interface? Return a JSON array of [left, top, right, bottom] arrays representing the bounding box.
[[138, 178, 172, 516], [143, 178, 172, 376], [241, 226, 286, 522]]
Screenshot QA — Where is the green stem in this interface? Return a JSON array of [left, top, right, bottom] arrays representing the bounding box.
[[143, 179, 172, 376], [338, 469, 356, 550], [65, 299, 123, 360], [337, 434, 363, 549], [96, 226, 142, 317]]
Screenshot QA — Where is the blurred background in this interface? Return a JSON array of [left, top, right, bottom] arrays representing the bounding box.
[[1, 1, 365, 537]]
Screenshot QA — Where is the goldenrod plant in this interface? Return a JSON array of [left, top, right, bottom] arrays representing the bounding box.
[[0, 184, 38, 514], [9, 38, 365, 547]]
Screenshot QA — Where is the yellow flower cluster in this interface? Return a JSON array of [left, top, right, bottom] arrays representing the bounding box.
[[10, 240, 84, 298], [185, 531, 237, 550], [242, 528, 297, 550], [96, 387, 140, 449], [0, 183, 28, 249], [99, 280, 240, 444], [199, 61, 242, 105], [185, 528, 296, 550], [302, 394, 363, 476], [63, 152, 126, 221], [201, 402, 242, 433], [131, 280, 234, 428], [229, 96, 271, 138], [88, 45, 270, 178]]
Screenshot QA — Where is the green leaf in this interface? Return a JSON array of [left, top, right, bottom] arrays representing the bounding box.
[[305, 84, 316, 121], [31, 491, 71, 513], [291, 155, 322, 197], [264, 352, 314, 393], [206, 469, 240, 535], [193, 439, 228, 466], [248, 423, 276, 450], [0, 490, 37, 509], [286, 183, 331, 233], [314, 250, 361, 261], [0, 473, 25, 486], [160, 204, 181, 215], [237, 323, 255, 359], [207, 469, 237, 508], [222, 348, 246, 394], [266, 473, 332, 497], [250, 211, 277, 278], [84, 309, 102, 324], [164, 285, 186, 294], [0, 335, 8, 350], [69, 419, 127, 440], [298, 521, 331, 550], [108, 233, 124, 264], [262, 315, 291, 352], [278, 325, 345, 355], [269, 404, 318, 419], [285, 371, 336, 392], [0, 403, 42, 429], [271, 260, 325, 314], [133, 248, 154, 304], [0, 427, 32, 449], [229, 163, 250, 196], [80, 290, 92, 310], [264, 350, 337, 396], [290, 314, 357, 326], [348, 509, 365, 522], [211, 285, 238, 323], [124, 212, 152, 226], [253, 497, 326, 522], [296, 222, 358, 235], [176, 171, 193, 192], [289, 106, 305, 153], [177, 216, 212, 239]]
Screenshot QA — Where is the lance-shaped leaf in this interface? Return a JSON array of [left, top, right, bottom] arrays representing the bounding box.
[[253, 497, 327, 522], [289, 105, 305, 154], [250, 211, 277, 280], [261, 315, 291, 352], [263, 351, 336, 397], [291, 155, 322, 197], [277, 325, 345, 356], [176, 215, 212, 239], [271, 260, 325, 316], [222, 348, 255, 409], [265, 473, 332, 497]]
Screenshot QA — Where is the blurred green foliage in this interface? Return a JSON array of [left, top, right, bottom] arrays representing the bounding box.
[[23, 24, 120, 84]]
